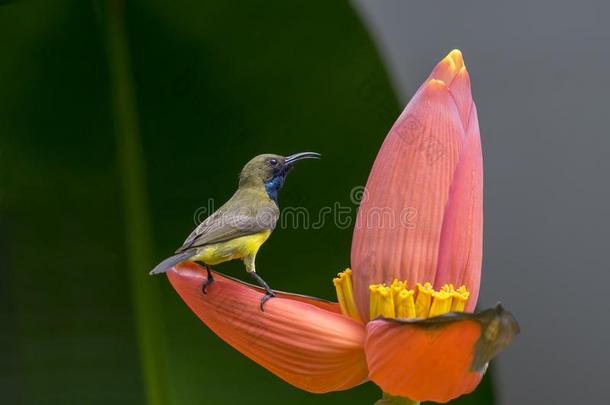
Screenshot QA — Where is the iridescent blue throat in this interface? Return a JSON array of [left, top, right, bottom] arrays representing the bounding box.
[[264, 173, 286, 201]]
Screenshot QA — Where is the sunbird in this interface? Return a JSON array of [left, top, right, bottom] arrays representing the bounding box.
[[150, 152, 321, 310]]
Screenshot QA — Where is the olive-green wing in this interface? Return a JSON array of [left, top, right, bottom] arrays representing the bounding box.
[[175, 198, 278, 253]]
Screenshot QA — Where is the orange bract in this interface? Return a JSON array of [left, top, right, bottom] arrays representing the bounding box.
[[350, 50, 483, 318], [365, 318, 483, 403], [365, 306, 519, 403], [167, 262, 368, 393]]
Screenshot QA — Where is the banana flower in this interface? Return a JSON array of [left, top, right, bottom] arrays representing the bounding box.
[[166, 50, 518, 404]]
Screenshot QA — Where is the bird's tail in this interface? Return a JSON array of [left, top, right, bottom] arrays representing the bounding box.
[[149, 251, 195, 275]]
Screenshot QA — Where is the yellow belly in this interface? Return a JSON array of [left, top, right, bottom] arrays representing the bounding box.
[[192, 230, 271, 265]]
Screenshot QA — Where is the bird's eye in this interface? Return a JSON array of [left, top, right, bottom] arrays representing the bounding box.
[[269, 158, 278, 166]]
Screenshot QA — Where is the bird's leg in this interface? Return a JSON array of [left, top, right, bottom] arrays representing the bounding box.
[[244, 254, 276, 311], [201, 265, 215, 294], [249, 272, 276, 311]]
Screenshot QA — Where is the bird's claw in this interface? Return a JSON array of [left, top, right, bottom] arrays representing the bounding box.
[[201, 266, 215, 295], [249, 271, 275, 311], [201, 278, 214, 294], [259, 290, 276, 312]]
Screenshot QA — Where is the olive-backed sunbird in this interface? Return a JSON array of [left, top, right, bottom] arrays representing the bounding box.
[[149, 152, 320, 310]]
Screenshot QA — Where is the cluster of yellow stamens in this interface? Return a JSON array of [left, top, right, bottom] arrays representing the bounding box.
[[333, 269, 363, 322], [333, 269, 470, 322]]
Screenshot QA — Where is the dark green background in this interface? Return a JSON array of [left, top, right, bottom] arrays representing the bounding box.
[[0, 1, 493, 403]]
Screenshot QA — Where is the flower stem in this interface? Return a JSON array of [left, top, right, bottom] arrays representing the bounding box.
[[375, 392, 419, 405]]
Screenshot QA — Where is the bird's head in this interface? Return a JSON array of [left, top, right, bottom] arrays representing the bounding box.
[[239, 152, 321, 200]]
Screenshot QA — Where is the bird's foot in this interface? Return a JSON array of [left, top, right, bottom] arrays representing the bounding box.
[[259, 290, 276, 312], [201, 266, 215, 294], [249, 272, 275, 311]]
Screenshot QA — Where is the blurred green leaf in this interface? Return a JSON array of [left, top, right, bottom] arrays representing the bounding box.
[[103, 0, 169, 404]]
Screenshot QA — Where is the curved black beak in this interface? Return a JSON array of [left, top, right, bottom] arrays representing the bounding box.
[[285, 152, 321, 165]]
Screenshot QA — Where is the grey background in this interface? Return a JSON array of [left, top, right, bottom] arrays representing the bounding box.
[[351, 1, 610, 404]]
